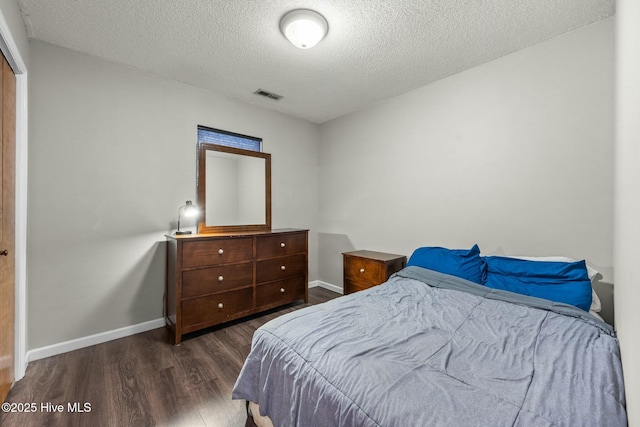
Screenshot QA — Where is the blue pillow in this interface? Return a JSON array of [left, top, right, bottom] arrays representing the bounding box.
[[483, 256, 592, 311], [407, 244, 484, 284]]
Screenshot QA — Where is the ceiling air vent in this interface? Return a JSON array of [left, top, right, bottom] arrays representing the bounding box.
[[254, 89, 283, 100]]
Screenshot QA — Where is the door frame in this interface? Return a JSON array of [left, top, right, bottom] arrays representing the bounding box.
[[0, 9, 28, 380]]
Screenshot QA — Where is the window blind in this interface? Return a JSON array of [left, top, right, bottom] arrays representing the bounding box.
[[197, 126, 262, 152]]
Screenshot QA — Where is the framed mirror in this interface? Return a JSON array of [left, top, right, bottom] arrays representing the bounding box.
[[197, 143, 271, 234]]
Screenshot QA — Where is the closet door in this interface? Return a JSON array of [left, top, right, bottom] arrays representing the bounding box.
[[0, 52, 16, 402]]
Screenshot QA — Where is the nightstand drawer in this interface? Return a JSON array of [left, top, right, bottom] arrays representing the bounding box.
[[182, 262, 253, 298], [344, 279, 378, 294], [344, 258, 384, 284], [182, 237, 253, 268], [256, 232, 307, 260]]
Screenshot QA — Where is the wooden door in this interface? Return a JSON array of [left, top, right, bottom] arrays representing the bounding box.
[[0, 51, 16, 402]]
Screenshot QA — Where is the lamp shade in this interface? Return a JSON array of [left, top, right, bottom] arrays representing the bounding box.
[[280, 9, 328, 49], [176, 200, 198, 235], [183, 200, 198, 217]]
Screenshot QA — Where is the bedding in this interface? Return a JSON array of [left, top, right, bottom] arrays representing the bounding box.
[[232, 266, 626, 426], [495, 255, 603, 312], [483, 256, 593, 311], [406, 244, 484, 283]]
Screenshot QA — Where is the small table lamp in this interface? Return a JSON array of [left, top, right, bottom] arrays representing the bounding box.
[[176, 200, 198, 235]]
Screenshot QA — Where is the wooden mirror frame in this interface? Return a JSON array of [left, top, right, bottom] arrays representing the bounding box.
[[197, 143, 271, 234]]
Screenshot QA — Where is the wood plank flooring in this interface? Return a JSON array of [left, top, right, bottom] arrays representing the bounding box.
[[0, 287, 340, 427]]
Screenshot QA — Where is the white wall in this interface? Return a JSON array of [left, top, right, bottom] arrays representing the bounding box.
[[615, 1, 640, 424], [318, 19, 614, 297], [27, 40, 320, 349]]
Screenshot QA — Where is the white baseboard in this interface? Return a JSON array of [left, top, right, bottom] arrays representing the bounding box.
[[310, 280, 344, 295], [26, 318, 165, 363], [26, 282, 344, 363]]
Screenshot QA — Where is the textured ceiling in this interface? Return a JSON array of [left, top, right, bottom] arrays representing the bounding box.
[[18, 0, 614, 123]]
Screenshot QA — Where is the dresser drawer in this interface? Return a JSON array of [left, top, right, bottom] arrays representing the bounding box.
[[182, 262, 253, 298], [255, 232, 307, 260], [256, 254, 306, 283], [344, 257, 384, 284], [181, 287, 253, 328], [182, 237, 253, 268], [256, 276, 306, 307]]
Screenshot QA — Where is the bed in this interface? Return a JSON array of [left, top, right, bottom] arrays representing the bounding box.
[[232, 246, 627, 426]]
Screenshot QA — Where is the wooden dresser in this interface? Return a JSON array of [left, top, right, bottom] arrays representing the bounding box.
[[343, 250, 406, 294], [166, 229, 308, 344]]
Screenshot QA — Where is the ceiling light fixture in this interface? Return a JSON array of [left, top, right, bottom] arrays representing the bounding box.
[[280, 9, 328, 49]]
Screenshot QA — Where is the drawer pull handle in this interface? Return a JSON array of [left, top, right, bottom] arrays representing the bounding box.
[[280, 242, 286, 248], [218, 249, 224, 255], [280, 288, 285, 293], [217, 303, 224, 309], [360, 268, 365, 273], [281, 265, 286, 271], [218, 275, 224, 282]]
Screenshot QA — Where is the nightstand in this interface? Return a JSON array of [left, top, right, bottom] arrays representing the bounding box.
[[342, 250, 407, 294]]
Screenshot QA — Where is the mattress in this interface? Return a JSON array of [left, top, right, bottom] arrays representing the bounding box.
[[233, 266, 627, 426]]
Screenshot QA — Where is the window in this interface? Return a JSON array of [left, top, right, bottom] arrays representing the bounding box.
[[197, 125, 262, 152]]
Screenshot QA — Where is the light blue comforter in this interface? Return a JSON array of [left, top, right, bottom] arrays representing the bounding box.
[[232, 267, 627, 426]]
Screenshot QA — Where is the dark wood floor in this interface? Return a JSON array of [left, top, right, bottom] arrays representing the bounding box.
[[0, 287, 340, 427]]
